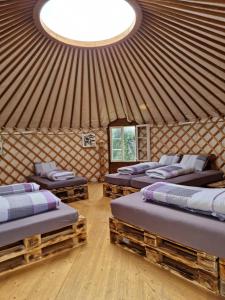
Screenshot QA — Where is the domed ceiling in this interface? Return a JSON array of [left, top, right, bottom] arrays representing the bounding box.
[[1, 0, 225, 129]]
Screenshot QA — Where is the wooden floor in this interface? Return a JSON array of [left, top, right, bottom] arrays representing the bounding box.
[[0, 183, 223, 300]]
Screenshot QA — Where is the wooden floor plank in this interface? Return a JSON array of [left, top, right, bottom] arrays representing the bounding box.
[[0, 183, 223, 300]]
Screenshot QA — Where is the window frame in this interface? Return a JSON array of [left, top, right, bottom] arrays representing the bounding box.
[[110, 126, 137, 162]]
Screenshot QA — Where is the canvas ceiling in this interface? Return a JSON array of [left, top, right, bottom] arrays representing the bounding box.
[[1, 0, 225, 129]]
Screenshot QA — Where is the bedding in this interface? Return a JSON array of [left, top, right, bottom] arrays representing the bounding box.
[[118, 162, 164, 175], [130, 170, 224, 189], [110, 192, 225, 258], [146, 164, 194, 179], [0, 202, 78, 248], [0, 182, 40, 196], [142, 182, 225, 221], [45, 170, 76, 181], [27, 175, 87, 189], [0, 190, 60, 223], [180, 154, 208, 171]]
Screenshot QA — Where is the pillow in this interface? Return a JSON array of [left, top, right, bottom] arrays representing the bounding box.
[[159, 154, 181, 165], [180, 155, 208, 172], [0, 182, 40, 196], [34, 161, 57, 176]]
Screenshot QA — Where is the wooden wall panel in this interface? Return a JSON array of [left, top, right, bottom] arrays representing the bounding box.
[[0, 128, 108, 185]]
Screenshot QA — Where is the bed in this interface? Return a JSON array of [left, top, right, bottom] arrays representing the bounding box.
[[28, 175, 88, 202], [104, 153, 224, 198], [0, 201, 87, 276], [110, 191, 225, 296]]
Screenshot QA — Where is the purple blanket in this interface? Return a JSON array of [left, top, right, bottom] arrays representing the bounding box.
[[0, 190, 60, 223], [118, 162, 163, 175], [141, 182, 225, 221], [0, 182, 40, 196], [146, 164, 194, 179]]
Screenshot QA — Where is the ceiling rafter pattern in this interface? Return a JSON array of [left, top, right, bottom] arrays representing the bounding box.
[[0, 0, 225, 129]]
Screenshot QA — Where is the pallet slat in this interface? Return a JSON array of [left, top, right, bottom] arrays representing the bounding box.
[[103, 183, 139, 199], [51, 184, 89, 203], [109, 217, 223, 296]]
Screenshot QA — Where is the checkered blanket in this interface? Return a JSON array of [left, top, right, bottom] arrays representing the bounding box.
[[46, 170, 75, 181], [0, 190, 60, 223], [118, 162, 163, 175], [141, 182, 225, 221], [145, 164, 194, 179], [0, 183, 40, 196]]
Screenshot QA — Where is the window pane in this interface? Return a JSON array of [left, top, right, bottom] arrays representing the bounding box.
[[112, 127, 122, 138], [112, 150, 123, 161], [123, 126, 136, 161], [112, 138, 122, 150]]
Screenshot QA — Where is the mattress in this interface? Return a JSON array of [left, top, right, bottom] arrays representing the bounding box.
[[0, 202, 78, 247], [130, 170, 224, 189], [27, 175, 87, 189], [111, 192, 225, 258], [104, 173, 144, 186]]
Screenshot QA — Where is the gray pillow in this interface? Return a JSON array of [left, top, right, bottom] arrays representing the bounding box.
[[159, 154, 181, 165], [180, 155, 208, 172]]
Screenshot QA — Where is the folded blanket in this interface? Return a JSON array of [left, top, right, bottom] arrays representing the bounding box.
[[45, 170, 75, 181], [0, 190, 60, 223], [0, 182, 40, 196], [141, 182, 225, 221], [118, 162, 164, 175], [145, 164, 194, 179]]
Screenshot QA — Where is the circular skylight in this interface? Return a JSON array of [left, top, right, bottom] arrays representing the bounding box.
[[39, 0, 137, 47]]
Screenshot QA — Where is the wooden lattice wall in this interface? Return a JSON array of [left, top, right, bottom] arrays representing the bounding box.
[[151, 118, 225, 173], [1, 119, 225, 185], [0, 128, 108, 185]]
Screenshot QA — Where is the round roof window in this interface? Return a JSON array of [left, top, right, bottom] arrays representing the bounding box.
[[39, 0, 137, 47]]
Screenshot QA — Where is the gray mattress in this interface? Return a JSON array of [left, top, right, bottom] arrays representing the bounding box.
[[28, 175, 87, 189], [130, 170, 224, 189], [111, 192, 225, 258], [0, 202, 78, 248], [104, 173, 144, 186]]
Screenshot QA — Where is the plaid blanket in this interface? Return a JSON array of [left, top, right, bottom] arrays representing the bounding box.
[[0, 183, 40, 196], [0, 190, 60, 223], [145, 164, 194, 179], [141, 182, 225, 221], [118, 162, 163, 175], [46, 170, 75, 181]]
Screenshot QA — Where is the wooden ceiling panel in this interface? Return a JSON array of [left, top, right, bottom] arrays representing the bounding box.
[[1, 0, 225, 128]]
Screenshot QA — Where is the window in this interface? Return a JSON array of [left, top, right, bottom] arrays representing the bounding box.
[[110, 126, 136, 162], [110, 125, 150, 162]]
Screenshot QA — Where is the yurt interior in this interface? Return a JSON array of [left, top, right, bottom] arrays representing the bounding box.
[[1, 0, 225, 299]]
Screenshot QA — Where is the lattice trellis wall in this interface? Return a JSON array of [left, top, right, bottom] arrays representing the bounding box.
[[0, 128, 108, 185], [1, 119, 225, 185], [151, 119, 225, 173]]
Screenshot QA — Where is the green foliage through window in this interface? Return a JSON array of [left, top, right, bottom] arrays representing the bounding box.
[[111, 126, 136, 161]]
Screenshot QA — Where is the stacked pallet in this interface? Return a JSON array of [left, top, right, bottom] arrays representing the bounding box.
[[51, 184, 89, 203], [0, 216, 87, 276], [103, 183, 139, 199], [109, 217, 224, 296]]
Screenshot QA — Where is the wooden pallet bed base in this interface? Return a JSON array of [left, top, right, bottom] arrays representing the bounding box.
[[0, 215, 87, 277], [109, 217, 225, 297], [103, 182, 139, 199], [51, 184, 89, 203]]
